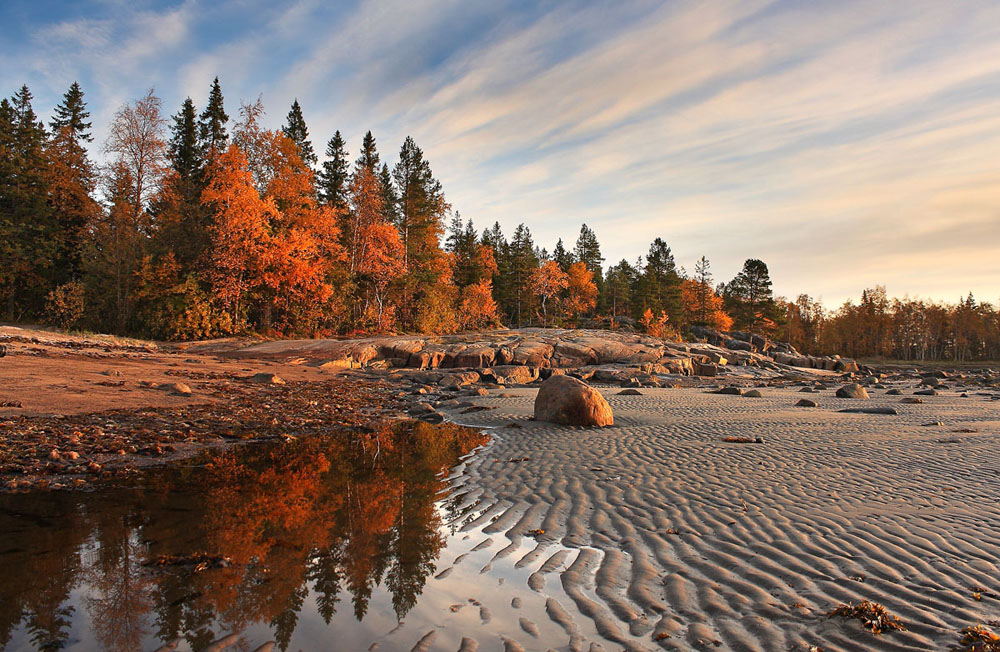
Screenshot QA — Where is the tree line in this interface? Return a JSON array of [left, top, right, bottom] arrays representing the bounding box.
[[1, 80, 996, 360]]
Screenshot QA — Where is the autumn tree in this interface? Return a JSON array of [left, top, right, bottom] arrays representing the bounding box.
[[573, 224, 604, 311], [201, 144, 272, 330], [530, 260, 568, 325], [563, 261, 598, 323], [346, 166, 404, 331]]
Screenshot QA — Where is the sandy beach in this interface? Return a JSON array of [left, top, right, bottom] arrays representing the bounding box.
[[420, 385, 1000, 651]]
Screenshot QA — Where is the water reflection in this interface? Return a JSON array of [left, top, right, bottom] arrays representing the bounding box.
[[0, 421, 488, 651]]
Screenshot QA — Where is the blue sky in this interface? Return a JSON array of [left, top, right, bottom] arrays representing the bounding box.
[[3, 0, 1000, 306]]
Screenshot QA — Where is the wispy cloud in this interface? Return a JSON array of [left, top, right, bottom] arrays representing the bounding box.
[[1, 0, 998, 305]]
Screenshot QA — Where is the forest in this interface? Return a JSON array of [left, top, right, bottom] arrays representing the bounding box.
[[2, 80, 998, 361]]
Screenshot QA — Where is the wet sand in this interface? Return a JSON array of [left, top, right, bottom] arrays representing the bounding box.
[[427, 386, 1000, 651]]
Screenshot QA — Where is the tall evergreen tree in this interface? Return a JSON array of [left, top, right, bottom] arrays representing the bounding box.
[[392, 136, 446, 271], [378, 163, 399, 229], [573, 224, 604, 313], [0, 85, 53, 317], [356, 131, 379, 173], [552, 238, 572, 270], [169, 98, 202, 181], [725, 258, 778, 334], [318, 130, 349, 209], [47, 84, 100, 285], [198, 77, 229, 153], [638, 237, 682, 324], [50, 81, 92, 146], [281, 99, 317, 167], [508, 223, 539, 327]]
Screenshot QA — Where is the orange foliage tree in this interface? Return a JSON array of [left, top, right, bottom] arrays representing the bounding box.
[[562, 261, 598, 323], [681, 278, 733, 331], [201, 144, 272, 330], [529, 260, 568, 325]]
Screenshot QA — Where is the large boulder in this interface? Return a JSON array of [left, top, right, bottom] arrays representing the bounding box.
[[533, 375, 613, 427], [835, 383, 869, 399]]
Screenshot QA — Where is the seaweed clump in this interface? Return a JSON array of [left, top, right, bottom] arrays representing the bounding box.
[[827, 600, 906, 634], [953, 625, 1000, 652]]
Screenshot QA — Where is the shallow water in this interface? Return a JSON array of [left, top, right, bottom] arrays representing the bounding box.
[[0, 421, 500, 652]]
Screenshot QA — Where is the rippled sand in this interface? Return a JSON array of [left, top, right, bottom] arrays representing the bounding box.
[[419, 386, 1000, 651]]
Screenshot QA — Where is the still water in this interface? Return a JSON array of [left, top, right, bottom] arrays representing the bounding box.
[[0, 421, 493, 651]]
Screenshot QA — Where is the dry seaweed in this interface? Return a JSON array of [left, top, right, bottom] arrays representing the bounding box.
[[952, 625, 1000, 652], [827, 600, 906, 634]]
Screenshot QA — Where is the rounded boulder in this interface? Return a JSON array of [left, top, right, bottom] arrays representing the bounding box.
[[533, 375, 613, 427]]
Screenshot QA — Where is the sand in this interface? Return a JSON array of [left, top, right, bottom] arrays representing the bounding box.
[[426, 385, 1000, 651]]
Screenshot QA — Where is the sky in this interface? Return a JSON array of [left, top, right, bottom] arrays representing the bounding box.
[[2, 0, 1000, 307]]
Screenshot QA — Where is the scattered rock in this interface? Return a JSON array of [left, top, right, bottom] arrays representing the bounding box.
[[715, 387, 743, 396], [617, 389, 643, 396], [914, 389, 938, 396], [743, 389, 764, 398], [900, 397, 923, 404], [249, 373, 285, 385], [795, 398, 818, 407], [836, 383, 869, 399], [838, 407, 897, 415], [533, 375, 613, 427], [161, 382, 192, 395], [886, 388, 902, 395]]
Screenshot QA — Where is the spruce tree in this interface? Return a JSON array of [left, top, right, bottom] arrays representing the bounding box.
[[509, 223, 539, 326], [393, 136, 445, 271], [198, 77, 229, 153], [552, 238, 572, 270], [169, 98, 202, 181], [47, 84, 100, 285], [378, 163, 399, 230], [1, 86, 53, 317], [573, 223, 605, 313], [726, 258, 777, 333], [318, 130, 349, 209], [638, 237, 682, 324], [281, 99, 317, 167], [50, 81, 92, 145], [356, 130, 379, 173]]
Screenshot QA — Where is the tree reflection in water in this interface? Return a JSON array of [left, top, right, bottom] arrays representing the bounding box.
[[0, 420, 488, 651]]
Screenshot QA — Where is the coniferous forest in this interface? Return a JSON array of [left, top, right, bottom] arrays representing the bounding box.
[[2, 80, 998, 361]]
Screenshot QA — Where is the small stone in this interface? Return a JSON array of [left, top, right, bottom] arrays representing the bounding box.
[[617, 389, 643, 396], [795, 399, 818, 407], [743, 389, 763, 398], [249, 373, 285, 385], [161, 382, 192, 395], [835, 383, 869, 399]]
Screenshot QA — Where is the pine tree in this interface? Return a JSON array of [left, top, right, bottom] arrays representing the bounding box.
[[356, 130, 379, 173], [50, 81, 92, 146], [694, 255, 712, 324], [552, 238, 572, 270], [169, 98, 202, 181], [318, 130, 349, 209], [573, 224, 604, 313], [638, 238, 682, 324], [198, 77, 229, 154], [726, 258, 777, 334], [605, 259, 637, 320], [508, 223, 539, 326], [281, 99, 317, 167], [158, 97, 209, 268], [0, 85, 53, 318], [47, 85, 100, 286], [378, 163, 399, 231], [573, 224, 604, 281]]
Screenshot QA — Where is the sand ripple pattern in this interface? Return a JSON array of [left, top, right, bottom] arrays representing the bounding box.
[[434, 386, 1000, 651]]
